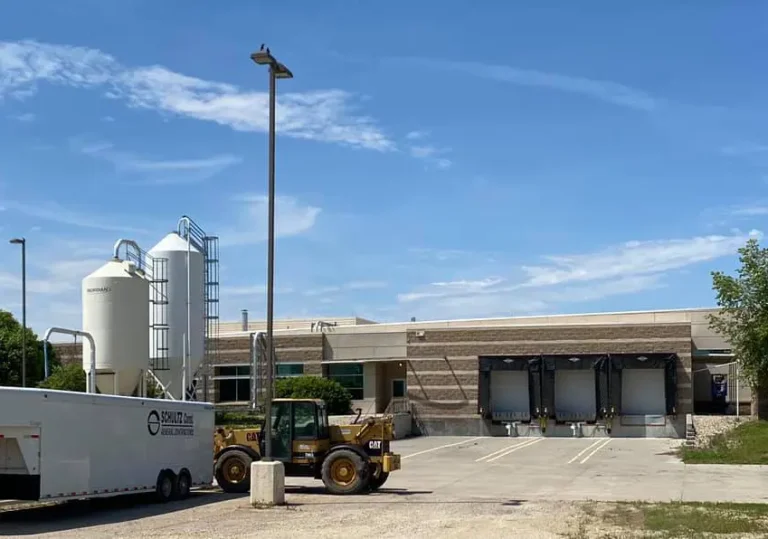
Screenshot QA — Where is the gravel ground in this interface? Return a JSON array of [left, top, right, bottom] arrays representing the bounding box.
[[692, 415, 752, 448], [0, 491, 593, 539]]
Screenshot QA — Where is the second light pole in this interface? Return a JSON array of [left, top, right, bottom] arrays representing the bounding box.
[[9, 237, 26, 387], [250, 46, 293, 462]]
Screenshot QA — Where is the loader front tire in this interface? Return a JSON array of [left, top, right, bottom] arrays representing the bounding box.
[[215, 449, 253, 494], [368, 464, 389, 491], [322, 449, 368, 495]]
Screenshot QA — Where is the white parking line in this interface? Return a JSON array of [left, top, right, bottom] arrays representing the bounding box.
[[579, 438, 612, 464], [481, 438, 543, 463], [567, 438, 605, 464], [475, 438, 536, 462], [402, 437, 484, 460]]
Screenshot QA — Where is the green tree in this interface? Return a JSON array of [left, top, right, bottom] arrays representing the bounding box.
[[275, 376, 353, 415], [0, 309, 57, 387], [38, 363, 86, 392], [708, 238, 768, 419]]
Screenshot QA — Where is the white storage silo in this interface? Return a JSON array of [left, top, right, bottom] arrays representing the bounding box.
[[148, 232, 205, 399], [82, 259, 150, 396]]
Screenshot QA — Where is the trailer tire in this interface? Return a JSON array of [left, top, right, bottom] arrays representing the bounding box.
[[321, 449, 369, 495], [155, 470, 175, 503], [174, 468, 192, 500], [215, 449, 253, 494]]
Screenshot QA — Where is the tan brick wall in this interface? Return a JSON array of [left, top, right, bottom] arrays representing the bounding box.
[[411, 401, 478, 417], [409, 339, 691, 358], [408, 358, 478, 371], [53, 342, 83, 367], [408, 372, 478, 387], [407, 324, 691, 344], [407, 323, 695, 418]]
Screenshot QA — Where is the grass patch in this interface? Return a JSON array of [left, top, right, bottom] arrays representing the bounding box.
[[600, 501, 768, 537], [680, 420, 768, 464]]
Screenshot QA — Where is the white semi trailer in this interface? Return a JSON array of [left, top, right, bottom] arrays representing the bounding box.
[[0, 387, 214, 503]]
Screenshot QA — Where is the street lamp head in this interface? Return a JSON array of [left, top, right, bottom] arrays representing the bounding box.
[[9, 238, 25, 245], [250, 50, 276, 66], [273, 63, 293, 79]]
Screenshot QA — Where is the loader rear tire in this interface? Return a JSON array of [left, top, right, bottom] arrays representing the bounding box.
[[215, 449, 253, 494], [322, 449, 368, 495]]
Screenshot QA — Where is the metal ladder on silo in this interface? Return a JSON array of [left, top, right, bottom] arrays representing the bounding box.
[[178, 216, 220, 402]]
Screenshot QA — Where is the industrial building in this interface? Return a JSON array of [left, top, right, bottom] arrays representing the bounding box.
[[55, 307, 750, 438]]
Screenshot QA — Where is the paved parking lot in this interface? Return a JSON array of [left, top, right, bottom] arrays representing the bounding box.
[[303, 435, 768, 504], [2, 436, 768, 538]]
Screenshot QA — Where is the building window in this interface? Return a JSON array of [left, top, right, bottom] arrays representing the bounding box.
[[216, 365, 251, 402], [327, 363, 364, 400], [276, 363, 304, 378]]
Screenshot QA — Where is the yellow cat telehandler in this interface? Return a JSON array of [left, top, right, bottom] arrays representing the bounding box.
[[213, 398, 401, 495]]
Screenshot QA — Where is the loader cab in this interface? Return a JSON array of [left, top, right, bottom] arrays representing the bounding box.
[[262, 399, 330, 463]]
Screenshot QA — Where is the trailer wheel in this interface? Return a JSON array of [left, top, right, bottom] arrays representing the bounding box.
[[174, 468, 192, 500], [321, 449, 369, 495], [215, 449, 253, 494], [368, 464, 389, 491], [155, 470, 175, 503]]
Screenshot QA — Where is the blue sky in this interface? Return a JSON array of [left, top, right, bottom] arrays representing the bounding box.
[[1, 1, 767, 337]]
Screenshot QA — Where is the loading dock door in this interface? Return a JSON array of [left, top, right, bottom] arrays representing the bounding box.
[[554, 370, 596, 421], [621, 368, 666, 415], [490, 370, 530, 421]]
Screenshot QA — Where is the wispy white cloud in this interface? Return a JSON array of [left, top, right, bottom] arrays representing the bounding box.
[[126, 154, 241, 172], [2, 199, 152, 234], [304, 280, 388, 297], [409, 145, 452, 169], [10, 112, 35, 122], [730, 205, 768, 217], [405, 130, 429, 140], [397, 229, 761, 319], [219, 194, 322, 247], [221, 284, 295, 296], [346, 280, 388, 290], [393, 57, 658, 112], [0, 39, 394, 151], [521, 229, 762, 288], [720, 142, 768, 156], [70, 136, 242, 184], [406, 129, 453, 169]]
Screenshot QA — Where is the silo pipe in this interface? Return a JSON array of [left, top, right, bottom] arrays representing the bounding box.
[[43, 327, 96, 394], [178, 217, 192, 399], [112, 239, 143, 269]]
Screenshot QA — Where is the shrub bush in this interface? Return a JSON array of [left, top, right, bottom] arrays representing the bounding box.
[[37, 363, 86, 392], [215, 410, 264, 427], [275, 376, 352, 415]]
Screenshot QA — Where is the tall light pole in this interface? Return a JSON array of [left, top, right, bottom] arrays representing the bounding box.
[[251, 45, 293, 462], [9, 237, 26, 387]]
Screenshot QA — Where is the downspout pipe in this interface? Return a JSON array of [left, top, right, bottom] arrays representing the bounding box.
[[43, 327, 96, 393]]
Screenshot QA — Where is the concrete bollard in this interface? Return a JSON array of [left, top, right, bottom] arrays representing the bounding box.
[[250, 460, 285, 506]]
